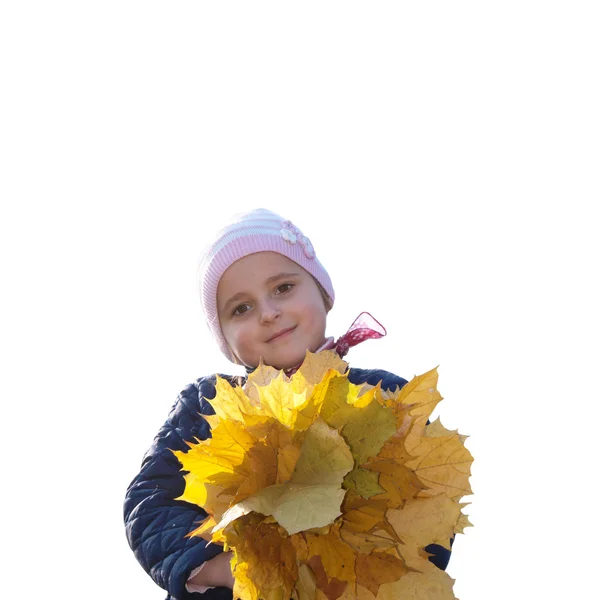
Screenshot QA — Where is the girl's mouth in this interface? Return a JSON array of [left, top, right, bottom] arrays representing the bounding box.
[[266, 326, 296, 343]]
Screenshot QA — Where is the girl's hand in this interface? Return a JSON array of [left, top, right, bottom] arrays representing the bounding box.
[[188, 551, 234, 589]]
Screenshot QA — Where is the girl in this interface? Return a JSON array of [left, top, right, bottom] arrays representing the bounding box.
[[124, 208, 452, 599]]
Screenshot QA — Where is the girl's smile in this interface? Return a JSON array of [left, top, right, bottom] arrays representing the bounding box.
[[266, 326, 297, 343], [217, 252, 328, 370]]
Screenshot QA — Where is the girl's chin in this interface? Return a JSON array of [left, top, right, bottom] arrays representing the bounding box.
[[262, 354, 307, 372], [246, 345, 319, 371]]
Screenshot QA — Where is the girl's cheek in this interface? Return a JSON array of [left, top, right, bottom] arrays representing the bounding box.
[[236, 327, 254, 347]]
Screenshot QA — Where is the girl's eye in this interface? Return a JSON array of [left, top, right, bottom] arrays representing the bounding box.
[[232, 304, 250, 316], [276, 283, 294, 294]]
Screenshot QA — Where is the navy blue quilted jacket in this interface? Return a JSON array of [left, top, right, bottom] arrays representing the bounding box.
[[124, 368, 453, 599]]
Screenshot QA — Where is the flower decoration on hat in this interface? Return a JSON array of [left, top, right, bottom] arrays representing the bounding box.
[[173, 352, 473, 600], [280, 220, 316, 259], [280, 227, 298, 244]]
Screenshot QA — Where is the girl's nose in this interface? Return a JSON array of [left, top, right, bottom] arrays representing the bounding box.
[[259, 298, 281, 323]]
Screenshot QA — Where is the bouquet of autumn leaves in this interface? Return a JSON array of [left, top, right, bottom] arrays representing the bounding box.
[[173, 352, 473, 600]]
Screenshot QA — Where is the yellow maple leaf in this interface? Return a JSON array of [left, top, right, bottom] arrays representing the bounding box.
[[226, 513, 298, 600], [396, 368, 443, 434], [292, 368, 340, 432], [277, 441, 301, 483], [320, 382, 398, 466], [292, 349, 349, 388], [254, 377, 306, 429], [207, 375, 260, 424], [244, 361, 284, 398]]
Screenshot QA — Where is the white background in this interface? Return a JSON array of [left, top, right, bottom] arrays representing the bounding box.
[[1, 2, 590, 598]]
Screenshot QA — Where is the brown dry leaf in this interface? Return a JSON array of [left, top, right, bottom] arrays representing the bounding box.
[[306, 555, 348, 600], [374, 569, 458, 600], [387, 495, 460, 550], [396, 542, 433, 571], [339, 529, 396, 554], [370, 425, 415, 464], [340, 497, 388, 533], [295, 563, 318, 600], [305, 525, 356, 583], [425, 417, 458, 438], [370, 464, 426, 509], [336, 583, 376, 600], [404, 419, 473, 499], [290, 533, 308, 562], [454, 509, 473, 534], [355, 551, 408, 595]]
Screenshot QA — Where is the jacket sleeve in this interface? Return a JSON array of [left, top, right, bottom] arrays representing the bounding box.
[[124, 376, 233, 600], [347, 367, 455, 572]]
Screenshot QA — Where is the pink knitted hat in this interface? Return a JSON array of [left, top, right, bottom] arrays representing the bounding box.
[[198, 208, 335, 363]]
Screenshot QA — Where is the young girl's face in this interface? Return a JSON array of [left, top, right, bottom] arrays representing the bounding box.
[[217, 252, 328, 370]]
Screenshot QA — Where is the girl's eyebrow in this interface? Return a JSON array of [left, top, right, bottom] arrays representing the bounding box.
[[222, 292, 248, 314], [266, 272, 301, 284], [221, 273, 301, 314]]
